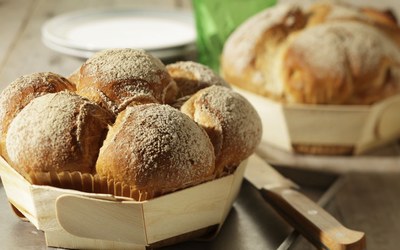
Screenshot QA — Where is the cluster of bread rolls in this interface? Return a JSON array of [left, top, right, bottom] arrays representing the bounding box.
[[0, 49, 262, 200], [221, 2, 400, 105]]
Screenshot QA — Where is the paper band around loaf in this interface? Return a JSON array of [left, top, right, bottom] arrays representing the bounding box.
[[24, 169, 153, 200]]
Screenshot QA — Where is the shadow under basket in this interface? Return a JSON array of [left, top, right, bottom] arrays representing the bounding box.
[[0, 157, 247, 249], [236, 87, 400, 155]]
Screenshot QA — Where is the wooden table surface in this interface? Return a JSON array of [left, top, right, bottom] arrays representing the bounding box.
[[0, 0, 400, 249]]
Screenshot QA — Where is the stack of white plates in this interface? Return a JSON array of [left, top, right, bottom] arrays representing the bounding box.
[[41, 8, 197, 61]]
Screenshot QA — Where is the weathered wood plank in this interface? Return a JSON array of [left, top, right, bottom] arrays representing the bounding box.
[[333, 173, 400, 250], [292, 172, 400, 250], [0, 0, 35, 71], [174, 0, 192, 9], [0, 0, 182, 91]]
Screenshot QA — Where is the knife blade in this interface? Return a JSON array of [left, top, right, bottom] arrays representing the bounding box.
[[244, 154, 366, 250]]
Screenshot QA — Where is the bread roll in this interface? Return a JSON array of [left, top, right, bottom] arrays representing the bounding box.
[[1, 49, 262, 200], [167, 61, 230, 98], [6, 91, 113, 186], [96, 103, 215, 200], [0, 72, 75, 157], [74, 48, 178, 114], [181, 86, 262, 175], [221, 2, 400, 105], [68, 67, 80, 85]]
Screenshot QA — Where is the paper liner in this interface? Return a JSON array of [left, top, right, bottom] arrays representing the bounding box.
[[26, 170, 219, 201], [28, 170, 93, 193], [26, 171, 139, 199]]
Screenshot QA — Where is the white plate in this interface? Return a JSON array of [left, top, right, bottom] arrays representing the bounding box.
[[42, 8, 196, 51], [42, 36, 196, 60]]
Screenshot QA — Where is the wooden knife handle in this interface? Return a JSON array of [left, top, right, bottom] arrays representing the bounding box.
[[261, 187, 366, 250]]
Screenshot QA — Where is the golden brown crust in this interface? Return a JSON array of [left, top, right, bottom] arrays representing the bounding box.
[[221, 2, 400, 105], [181, 86, 262, 175], [67, 67, 80, 85], [1, 48, 260, 200], [221, 4, 306, 102], [75, 49, 178, 114], [282, 20, 400, 104], [0, 72, 75, 157], [307, 3, 399, 31], [96, 104, 215, 200], [5, 92, 113, 183], [167, 61, 230, 98]]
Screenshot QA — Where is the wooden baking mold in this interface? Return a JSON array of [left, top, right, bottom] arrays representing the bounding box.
[[236, 87, 400, 155], [0, 157, 247, 249]]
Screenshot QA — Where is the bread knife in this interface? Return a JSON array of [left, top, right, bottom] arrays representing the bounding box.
[[244, 154, 366, 250]]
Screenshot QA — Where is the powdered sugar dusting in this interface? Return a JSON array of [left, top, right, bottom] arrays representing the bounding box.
[[6, 91, 110, 174], [97, 104, 215, 190], [0, 72, 75, 151], [223, 4, 299, 72], [182, 86, 262, 169], [324, 4, 367, 21], [0, 72, 74, 123], [78, 48, 177, 111], [167, 61, 230, 99], [287, 21, 400, 78], [83, 48, 166, 84], [167, 61, 229, 87], [222, 1, 400, 104], [1, 72, 74, 95]]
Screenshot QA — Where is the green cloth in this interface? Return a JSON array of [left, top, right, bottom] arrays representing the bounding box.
[[192, 0, 277, 72]]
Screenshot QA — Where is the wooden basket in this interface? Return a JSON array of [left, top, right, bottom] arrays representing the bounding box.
[[236, 87, 400, 155], [0, 157, 247, 249]]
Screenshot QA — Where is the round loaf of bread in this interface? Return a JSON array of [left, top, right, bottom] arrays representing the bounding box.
[[221, 2, 400, 155], [96, 103, 215, 200], [74, 48, 178, 114], [167, 61, 230, 98], [181, 85, 262, 175], [283, 20, 400, 104], [6, 91, 113, 185], [0, 72, 75, 157], [221, 2, 400, 105]]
